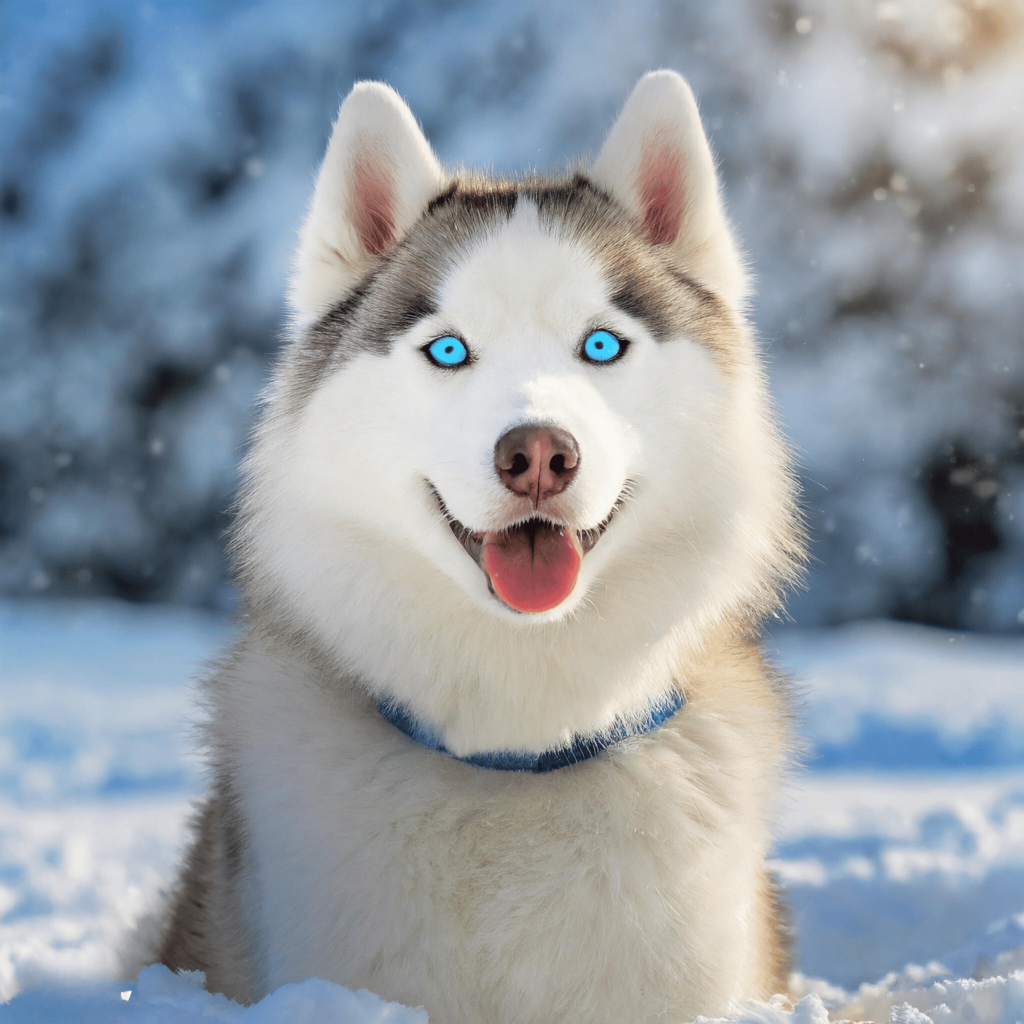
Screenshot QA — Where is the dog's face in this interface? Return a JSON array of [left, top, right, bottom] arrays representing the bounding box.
[[286, 190, 739, 624], [238, 73, 797, 698]]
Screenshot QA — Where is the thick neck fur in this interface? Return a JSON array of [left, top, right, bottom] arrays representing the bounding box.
[[236, 390, 799, 757]]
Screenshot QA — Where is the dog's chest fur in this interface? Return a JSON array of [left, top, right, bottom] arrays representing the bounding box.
[[211, 628, 786, 1021]]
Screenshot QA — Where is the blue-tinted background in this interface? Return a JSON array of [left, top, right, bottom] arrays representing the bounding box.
[[1, 0, 1022, 630]]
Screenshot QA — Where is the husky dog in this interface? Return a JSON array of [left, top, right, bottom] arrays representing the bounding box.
[[148, 71, 803, 1022]]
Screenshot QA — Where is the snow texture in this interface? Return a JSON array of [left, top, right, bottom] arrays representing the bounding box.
[[1, 600, 1023, 1020], [3, 964, 428, 1023], [1, 0, 1022, 630], [2, 0, 1024, 1017]]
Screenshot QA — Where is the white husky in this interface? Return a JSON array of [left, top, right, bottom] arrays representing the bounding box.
[[145, 71, 803, 1022]]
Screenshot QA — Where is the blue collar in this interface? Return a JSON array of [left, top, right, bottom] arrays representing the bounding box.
[[377, 689, 686, 773]]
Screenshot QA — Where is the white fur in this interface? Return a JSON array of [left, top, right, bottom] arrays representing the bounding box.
[[184, 72, 801, 1021], [218, 633, 782, 1021]]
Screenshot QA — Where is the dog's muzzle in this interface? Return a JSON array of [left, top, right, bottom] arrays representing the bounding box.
[[431, 485, 625, 614]]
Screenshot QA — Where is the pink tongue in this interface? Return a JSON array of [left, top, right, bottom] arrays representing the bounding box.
[[481, 523, 582, 613]]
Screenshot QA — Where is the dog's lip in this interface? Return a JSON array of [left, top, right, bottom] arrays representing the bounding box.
[[428, 484, 624, 572]]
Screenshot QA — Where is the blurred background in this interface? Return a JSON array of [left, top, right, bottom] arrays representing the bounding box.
[[1, 0, 1022, 631], [2, 0, 1024, 1010]]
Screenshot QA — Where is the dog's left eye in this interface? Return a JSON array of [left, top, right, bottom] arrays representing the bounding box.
[[425, 336, 469, 368], [581, 330, 625, 364]]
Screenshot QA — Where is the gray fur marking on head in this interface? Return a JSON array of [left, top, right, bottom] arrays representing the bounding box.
[[282, 173, 739, 412]]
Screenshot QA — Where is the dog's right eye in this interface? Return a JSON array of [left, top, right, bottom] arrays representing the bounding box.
[[581, 329, 626, 364], [424, 336, 469, 368]]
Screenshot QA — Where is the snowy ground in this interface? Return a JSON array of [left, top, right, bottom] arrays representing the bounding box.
[[1, 600, 1023, 1021]]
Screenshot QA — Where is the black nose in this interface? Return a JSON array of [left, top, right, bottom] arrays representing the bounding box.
[[494, 423, 580, 506]]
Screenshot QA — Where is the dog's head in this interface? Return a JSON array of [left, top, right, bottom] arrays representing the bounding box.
[[236, 73, 800, 746]]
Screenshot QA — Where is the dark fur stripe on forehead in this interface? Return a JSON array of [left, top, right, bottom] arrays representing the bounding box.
[[610, 278, 673, 342], [284, 262, 441, 409], [666, 268, 721, 310], [427, 179, 518, 218], [609, 268, 725, 344], [436, 171, 739, 359], [425, 173, 606, 222], [390, 293, 439, 334], [283, 168, 740, 409], [528, 173, 609, 216], [289, 280, 374, 400], [525, 173, 740, 364], [601, 254, 738, 365]]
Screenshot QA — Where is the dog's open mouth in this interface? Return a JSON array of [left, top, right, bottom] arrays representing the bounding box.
[[432, 488, 621, 614]]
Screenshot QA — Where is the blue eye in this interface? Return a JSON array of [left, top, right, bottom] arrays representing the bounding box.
[[426, 336, 469, 367], [582, 330, 624, 364]]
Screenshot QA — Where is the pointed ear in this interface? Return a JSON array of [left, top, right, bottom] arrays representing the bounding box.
[[591, 71, 746, 307], [291, 82, 447, 321]]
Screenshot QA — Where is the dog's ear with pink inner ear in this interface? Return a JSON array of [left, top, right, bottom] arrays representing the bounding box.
[[291, 81, 447, 323], [591, 70, 747, 308]]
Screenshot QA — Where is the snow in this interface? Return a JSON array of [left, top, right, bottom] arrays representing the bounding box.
[[3, 964, 427, 1024], [774, 771, 1024, 986], [2, 0, 1023, 1017], [769, 623, 1024, 768], [1, 600, 1023, 1020]]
